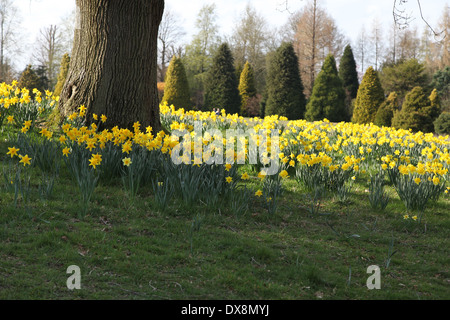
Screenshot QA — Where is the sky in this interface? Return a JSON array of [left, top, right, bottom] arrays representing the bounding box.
[[13, 0, 449, 71]]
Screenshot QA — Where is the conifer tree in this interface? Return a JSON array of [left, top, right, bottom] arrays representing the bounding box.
[[305, 54, 346, 122], [18, 65, 44, 93], [204, 43, 241, 114], [392, 86, 439, 133], [238, 61, 257, 116], [379, 58, 428, 101], [339, 44, 359, 120], [352, 66, 385, 124], [265, 42, 306, 120], [339, 45, 359, 99], [54, 53, 70, 97], [374, 91, 399, 127], [161, 56, 191, 109]]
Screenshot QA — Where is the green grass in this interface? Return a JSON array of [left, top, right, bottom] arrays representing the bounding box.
[[0, 127, 449, 300]]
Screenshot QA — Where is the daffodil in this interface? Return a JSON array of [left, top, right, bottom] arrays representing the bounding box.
[[122, 157, 132, 166], [19, 154, 32, 166], [62, 147, 71, 157], [279, 170, 289, 179], [7, 147, 19, 158]]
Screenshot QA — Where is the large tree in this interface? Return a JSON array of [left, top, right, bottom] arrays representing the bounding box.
[[352, 66, 385, 124], [392, 86, 440, 133], [305, 54, 346, 122], [161, 55, 190, 109], [292, 0, 346, 97], [339, 44, 359, 100], [203, 43, 241, 114], [58, 0, 164, 131], [265, 42, 306, 120]]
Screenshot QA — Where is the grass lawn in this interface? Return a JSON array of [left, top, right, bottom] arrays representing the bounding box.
[[0, 126, 449, 301]]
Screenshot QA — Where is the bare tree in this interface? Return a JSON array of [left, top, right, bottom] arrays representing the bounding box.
[[33, 25, 64, 88], [157, 8, 185, 82], [230, 4, 272, 92], [354, 25, 370, 78], [0, 0, 22, 82], [397, 26, 420, 61], [292, 0, 346, 97], [280, 0, 443, 39], [418, 5, 449, 73], [370, 18, 384, 71]]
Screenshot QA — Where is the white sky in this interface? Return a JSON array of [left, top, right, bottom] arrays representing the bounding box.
[[13, 0, 449, 70]]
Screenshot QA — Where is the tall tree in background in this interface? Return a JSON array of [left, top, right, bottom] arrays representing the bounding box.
[[352, 66, 385, 124], [292, 0, 346, 97], [339, 44, 359, 121], [339, 44, 359, 100], [33, 25, 64, 89], [157, 8, 185, 82], [230, 4, 271, 93], [397, 27, 420, 62], [369, 18, 384, 71], [183, 4, 221, 109], [0, 0, 22, 83], [161, 55, 190, 109], [354, 25, 370, 78], [385, 22, 399, 66], [204, 43, 240, 114], [265, 42, 306, 120], [305, 54, 346, 122], [59, 0, 164, 131]]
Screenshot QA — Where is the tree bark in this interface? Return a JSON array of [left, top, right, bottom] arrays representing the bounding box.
[[59, 0, 164, 131]]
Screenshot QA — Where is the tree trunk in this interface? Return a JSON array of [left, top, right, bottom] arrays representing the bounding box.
[[59, 0, 164, 131]]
